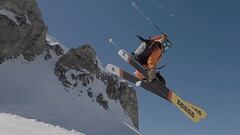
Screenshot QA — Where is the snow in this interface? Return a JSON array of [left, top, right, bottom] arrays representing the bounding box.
[[0, 8, 19, 25], [123, 121, 143, 135], [0, 113, 84, 135], [46, 35, 69, 53], [25, 15, 32, 25], [0, 54, 142, 135]]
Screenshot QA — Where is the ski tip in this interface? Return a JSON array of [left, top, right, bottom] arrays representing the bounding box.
[[106, 64, 120, 76], [118, 49, 129, 62], [106, 64, 115, 71], [118, 49, 124, 55]]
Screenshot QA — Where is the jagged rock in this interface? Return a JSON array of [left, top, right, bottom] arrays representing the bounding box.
[[49, 44, 64, 56], [44, 43, 65, 60], [0, 0, 47, 62], [87, 90, 93, 98], [96, 93, 109, 110], [0, 57, 4, 64], [119, 81, 139, 129], [54, 45, 101, 88], [106, 75, 120, 101], [44, 52, 52, 60], [55, 45, 139, 128]]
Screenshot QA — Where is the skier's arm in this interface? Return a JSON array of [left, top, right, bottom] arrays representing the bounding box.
[[147, 47, 162, 69]]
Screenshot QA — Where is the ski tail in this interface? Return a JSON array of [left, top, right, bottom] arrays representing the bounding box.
[[168, 92, 201, 122], [106, 64, 206, 121], [184, 101, 207, 119]]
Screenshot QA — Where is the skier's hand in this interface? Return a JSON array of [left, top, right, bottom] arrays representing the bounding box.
[[148, 68, 156, 82]]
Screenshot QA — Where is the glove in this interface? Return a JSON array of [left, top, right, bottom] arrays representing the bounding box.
[[148, 68, 156, 82]]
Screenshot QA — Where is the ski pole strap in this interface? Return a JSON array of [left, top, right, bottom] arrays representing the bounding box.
[[157, 65, 166, 70]]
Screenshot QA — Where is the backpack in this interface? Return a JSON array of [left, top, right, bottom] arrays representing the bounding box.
[[133, 36, 162, 65]]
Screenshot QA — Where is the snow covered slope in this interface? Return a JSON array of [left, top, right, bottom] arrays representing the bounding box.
[[0, 52, 140, 135], [0, 113, 84, 135]]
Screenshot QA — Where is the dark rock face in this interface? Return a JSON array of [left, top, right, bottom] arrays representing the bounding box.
[[96, 93, 109, 110], [119, 82, 139, 129], [44, 44, 65, 60], [54, 45, 102, 88], [54, 45, 139, 128], [0, 0, 47, 62]]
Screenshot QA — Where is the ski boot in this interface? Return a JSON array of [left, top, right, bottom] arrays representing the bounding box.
[[155, 72, 166, 85]]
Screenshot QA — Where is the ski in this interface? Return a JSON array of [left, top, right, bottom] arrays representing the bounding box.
[[117, 49, 207, 121], [106, 64, 170, 102], [106, 64, 206, 119]]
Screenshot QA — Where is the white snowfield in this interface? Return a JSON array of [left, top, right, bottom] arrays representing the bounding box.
[[0, 113, 84, 135], [46, 35, 69, 52]]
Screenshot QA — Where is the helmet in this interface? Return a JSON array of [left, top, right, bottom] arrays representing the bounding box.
[[151, 34, 172, 52]]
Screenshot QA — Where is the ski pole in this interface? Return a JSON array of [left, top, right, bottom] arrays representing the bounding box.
[[108, 38, 148, 71], [108, 38, 132, 56], [108, 38, 121, 50], [130, 1, 164, 34]]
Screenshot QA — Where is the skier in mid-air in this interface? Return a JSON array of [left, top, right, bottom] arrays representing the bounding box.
[[106, 2, 206, 122], [132, 33, 172, 84]]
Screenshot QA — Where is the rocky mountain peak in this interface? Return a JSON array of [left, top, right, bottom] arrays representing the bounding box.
[[0, 0, 47, 62], [54, 45, 139, 128]]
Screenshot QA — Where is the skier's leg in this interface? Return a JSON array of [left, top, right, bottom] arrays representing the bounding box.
[[135, 64, 148, 80], [156, 72, 166, 85]]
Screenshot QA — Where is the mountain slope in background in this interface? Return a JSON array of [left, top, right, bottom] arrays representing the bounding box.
[[0, 0, 140, 135], [0, 38, 140, 135]]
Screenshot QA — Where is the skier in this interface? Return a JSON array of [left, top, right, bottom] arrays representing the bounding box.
[[132, 33, 172, 84]]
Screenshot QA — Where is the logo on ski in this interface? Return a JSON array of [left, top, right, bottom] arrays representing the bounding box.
[[177, 99, 195, 119]]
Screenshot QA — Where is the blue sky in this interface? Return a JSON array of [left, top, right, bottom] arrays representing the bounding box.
[[38, 0, 240, 134]]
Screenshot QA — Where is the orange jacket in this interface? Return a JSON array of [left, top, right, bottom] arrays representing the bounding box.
[[135, 34, 167, 80], [135, 43, 163, 80], [147, 45, 163, 69]]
